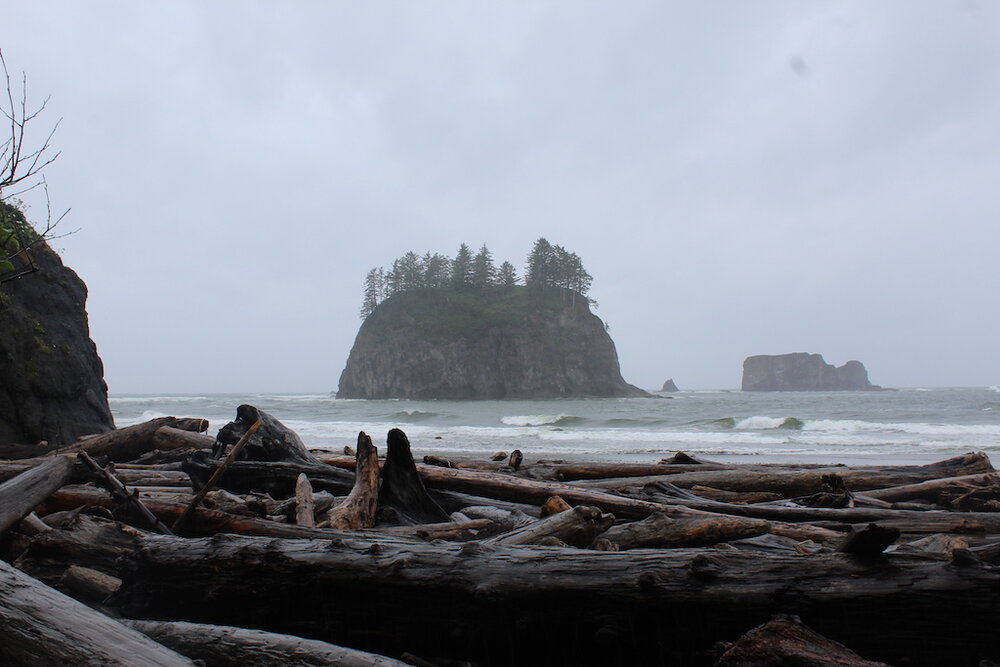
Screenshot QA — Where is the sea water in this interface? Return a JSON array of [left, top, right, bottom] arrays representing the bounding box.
[[109, 387, 1000, 466]]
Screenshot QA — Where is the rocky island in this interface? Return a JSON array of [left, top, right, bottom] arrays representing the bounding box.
[[741, 352, 881, 392], [338, 239, 647, 399]]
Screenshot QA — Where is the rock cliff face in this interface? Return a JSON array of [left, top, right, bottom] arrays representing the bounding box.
[[338, 288, 648, 399], [741, 353, 880, 392], [0, 204, 114, 445]]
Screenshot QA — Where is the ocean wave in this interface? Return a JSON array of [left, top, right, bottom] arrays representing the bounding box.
[[388, 410, 442, 422], [734, 416, 804, 430], [990, 386, 1000, 393], [500, 414, 585, 427]]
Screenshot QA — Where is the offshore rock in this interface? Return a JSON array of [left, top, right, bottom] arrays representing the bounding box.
[[338, 287, 648, 399], [741, 353, 881, 392], [661, 379, 679, 392], [0, 204, 114, 445]]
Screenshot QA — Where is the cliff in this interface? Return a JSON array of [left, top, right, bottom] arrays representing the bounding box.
[[0, 203, 114, 445], [338, 287, 648, 399], [741, 353, 880, 392]]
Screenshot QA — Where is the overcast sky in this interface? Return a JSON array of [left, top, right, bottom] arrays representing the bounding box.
[[3, 2, 998, 392]]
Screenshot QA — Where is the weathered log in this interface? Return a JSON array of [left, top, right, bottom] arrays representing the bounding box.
[[125, 620, 408, 666], [60, 565, 121, 601], [483, 506, 612, 548], [540, 495, 572, 517], [0, 558, 195, 666], [114, 532, 1000, 666], [329, 432, 380, 529], [690, 485, 783, 504], [152, 425, 215, 451], [182, 452, 355, 498], [572, 453, 995, 496], [78, 451, 174, 534], [378, 429, 449, 525], [641, 481, 1000, 533], [863, 473, 1000, 504], [413, 463, 682, 519], [54, 416, 209, 462], [216, 404, 320, 465], [294, 473, 316, 527], [0, 455, 74, 535], [603, 512, 771, 550], [715, 614, 890, 666]]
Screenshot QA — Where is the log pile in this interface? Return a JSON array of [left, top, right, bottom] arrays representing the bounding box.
[[3, 404, 1000, 665]]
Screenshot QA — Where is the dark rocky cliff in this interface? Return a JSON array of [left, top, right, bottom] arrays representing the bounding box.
[[0, 204, 114, 445], [338, 287, 648, 399], [741, 353, 880, 392]]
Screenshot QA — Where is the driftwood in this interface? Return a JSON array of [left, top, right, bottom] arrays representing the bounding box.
[[377, 428, 449, 525], [483, 506, 612, 548], [0, 558, 194, 666], [216, 404, 320, 465], [182, 453, 355, 498], [716, 614, 890, 666], [113, 532, 1000, 666], [54, 416, 209, 462], [294, 473, 315, 527], [125, 620, 408, 667], [603, 512, 771, 550], [571, 453, 994, 495], [78, 451, 174, 534], [60, 565, 122, 601], [152, 425, 215, 452], [329, 432, 380, 529], [0, 456, 74, 535]]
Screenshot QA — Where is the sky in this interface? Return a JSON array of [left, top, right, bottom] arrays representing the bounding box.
[[2, 2, 998, 392]]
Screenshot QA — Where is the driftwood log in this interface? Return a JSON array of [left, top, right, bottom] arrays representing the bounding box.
[[482, 506, 612, 548], [54, 416, 209, 462], [329, 432, 380, 529], [715, 614, 890, 666], [0, 559, 194, 666], [125, 620, 407, 667], [215, 404, 320, 465], [603, 512, 771, 550], [113, 532, 1000, 666], [0, 456, 74, 535]]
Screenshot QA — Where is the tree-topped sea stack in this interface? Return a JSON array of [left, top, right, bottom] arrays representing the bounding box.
[[742, 353, 882, 392], [339, 239, 648, 399]]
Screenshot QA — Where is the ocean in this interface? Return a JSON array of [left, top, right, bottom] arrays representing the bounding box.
[[109, 387, 1000, 466]]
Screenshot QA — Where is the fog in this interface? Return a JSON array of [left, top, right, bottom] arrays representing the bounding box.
[[3, 2, 998, 392]]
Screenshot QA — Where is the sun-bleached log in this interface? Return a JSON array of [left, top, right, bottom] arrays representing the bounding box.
[[602, 512, 770, 550], [483, 506, 613, 548], [125, 620, 408, 667], [113, 532, 1000, 667], [294, 474, 316, 527], [0, 456, 74, 535], [152, 426, 215, 452], [0, 559, 195, 666], [328, 432, 380, 530], [54, 417, 209, 462]]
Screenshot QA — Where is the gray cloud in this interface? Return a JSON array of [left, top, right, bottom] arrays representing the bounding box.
[[3, 1, 998, 392]]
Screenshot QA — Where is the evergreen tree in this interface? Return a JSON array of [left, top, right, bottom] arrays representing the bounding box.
[[422, 252, 451, 289], [397, 251, 425, 290], [471, 244, 497, 289], [498, 261, 518, 289], [451, 243, 473, 289], [525, 237, 554, 290]]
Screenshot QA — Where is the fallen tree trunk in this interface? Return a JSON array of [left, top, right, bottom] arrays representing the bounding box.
[[152, 426, 215, 452], [0, 559, 194, 666], [483, 506, 612, 548], [329, 432, 380, 529], [0, 456, 74, 535], [862, 473, 1000, 504], [113, 533, 1000, 667], [54, 417, 209, 462], [716, 614, 890, 666], [216, 404, 321, 465], [603, 512, 771, 550], [125, 620, 408, 667], [570, 453, 995, 496], [182, 453, 355, 498]]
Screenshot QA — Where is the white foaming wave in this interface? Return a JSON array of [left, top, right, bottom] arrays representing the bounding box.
[[538, 429, 789, 445], [110, 396, 209, 404], [990, 386, 1000, 393], [734, 416, 788, 430], [113, 409, 171, 427], [802, 419, 1000, 437], [501, 414, 566, 427]]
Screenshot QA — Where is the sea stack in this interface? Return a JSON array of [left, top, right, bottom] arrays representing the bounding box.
[[741, 353, 881, 392], [0, 203, 114, 446], [661, 379, 679, 392], [338, 287, 648, 399]]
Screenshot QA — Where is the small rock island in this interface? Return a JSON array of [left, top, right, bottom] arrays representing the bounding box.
[[338, 239, 647, 399], [741, 353, 881, 392]]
